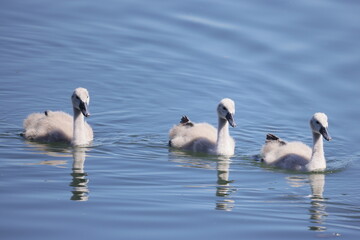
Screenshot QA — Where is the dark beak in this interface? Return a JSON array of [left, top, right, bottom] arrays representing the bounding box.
[[226, 112, 236, 128], [79, 101, 90, 117], [320, 127, 331, 141]]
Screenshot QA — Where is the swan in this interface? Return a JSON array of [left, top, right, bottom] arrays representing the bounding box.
[[261, 113, 332, 172], [169, 98, 236, 156], [22, 87, 93, 146]]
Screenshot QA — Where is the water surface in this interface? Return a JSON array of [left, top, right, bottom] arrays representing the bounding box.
[[1, 0, 360, 239]]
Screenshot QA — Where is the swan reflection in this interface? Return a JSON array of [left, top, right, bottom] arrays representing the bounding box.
[[23, 141, 70, 168], [308, 174, 327, 232], [215, 158, 235, 211], [23, 141, 90, 201], [70, 148, 89, 201], [287, 173, 327, 232], [169, 151, 235, 211]]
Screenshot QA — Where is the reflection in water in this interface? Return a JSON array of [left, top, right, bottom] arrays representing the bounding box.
[[23, 141, 90, 201], [308, 174, 327, 232], [215, 158, 235, 211], [169, 151, 235, 211], [287, 174, 327, 232], [23, 141, 71, 166], [70, 148, 89, 201], [25, 159, 67, 167]]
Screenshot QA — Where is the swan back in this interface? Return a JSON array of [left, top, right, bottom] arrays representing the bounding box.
[[263, 141, 312, 170], [169, 121, 217, 153], [23, 111, 73, 142]]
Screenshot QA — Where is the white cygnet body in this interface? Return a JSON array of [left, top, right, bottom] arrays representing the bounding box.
[[169, 98, 236, 156], [261, 113, 331, 172], [23, 87, 93, 146]]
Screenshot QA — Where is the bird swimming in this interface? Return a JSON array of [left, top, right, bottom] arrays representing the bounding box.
[[261, 112, 331, 172], [22, 87, 93, 146], [169, 98, 236, 156]]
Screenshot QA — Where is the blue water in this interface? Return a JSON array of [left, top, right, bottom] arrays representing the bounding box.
[[1, 0, 360, 239]]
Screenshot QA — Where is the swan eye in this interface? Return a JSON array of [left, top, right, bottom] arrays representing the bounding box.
[[76, 96, 80, 100], [223, 106, 227, 111], [316, 120, 320, 124]]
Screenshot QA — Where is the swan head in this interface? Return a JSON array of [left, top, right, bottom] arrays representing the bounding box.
[[310, 112, 331, 141], [71, 87, 90, 117], [217, 98, 236, 127]]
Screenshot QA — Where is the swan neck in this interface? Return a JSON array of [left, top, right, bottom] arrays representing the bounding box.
[[72, 108, 86, 146], [312, 132, 324, 155], [217, 118, 230, 140], [309, 132, 326, 170], [216, 118, 232, 155]]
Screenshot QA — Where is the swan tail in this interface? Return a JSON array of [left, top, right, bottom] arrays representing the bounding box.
[[180, 115, 194, 127], [266, 133, 279, 141], [266, 133, 286, 145]]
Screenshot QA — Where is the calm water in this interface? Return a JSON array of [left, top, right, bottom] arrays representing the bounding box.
[[1, 0, 360, 239]]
